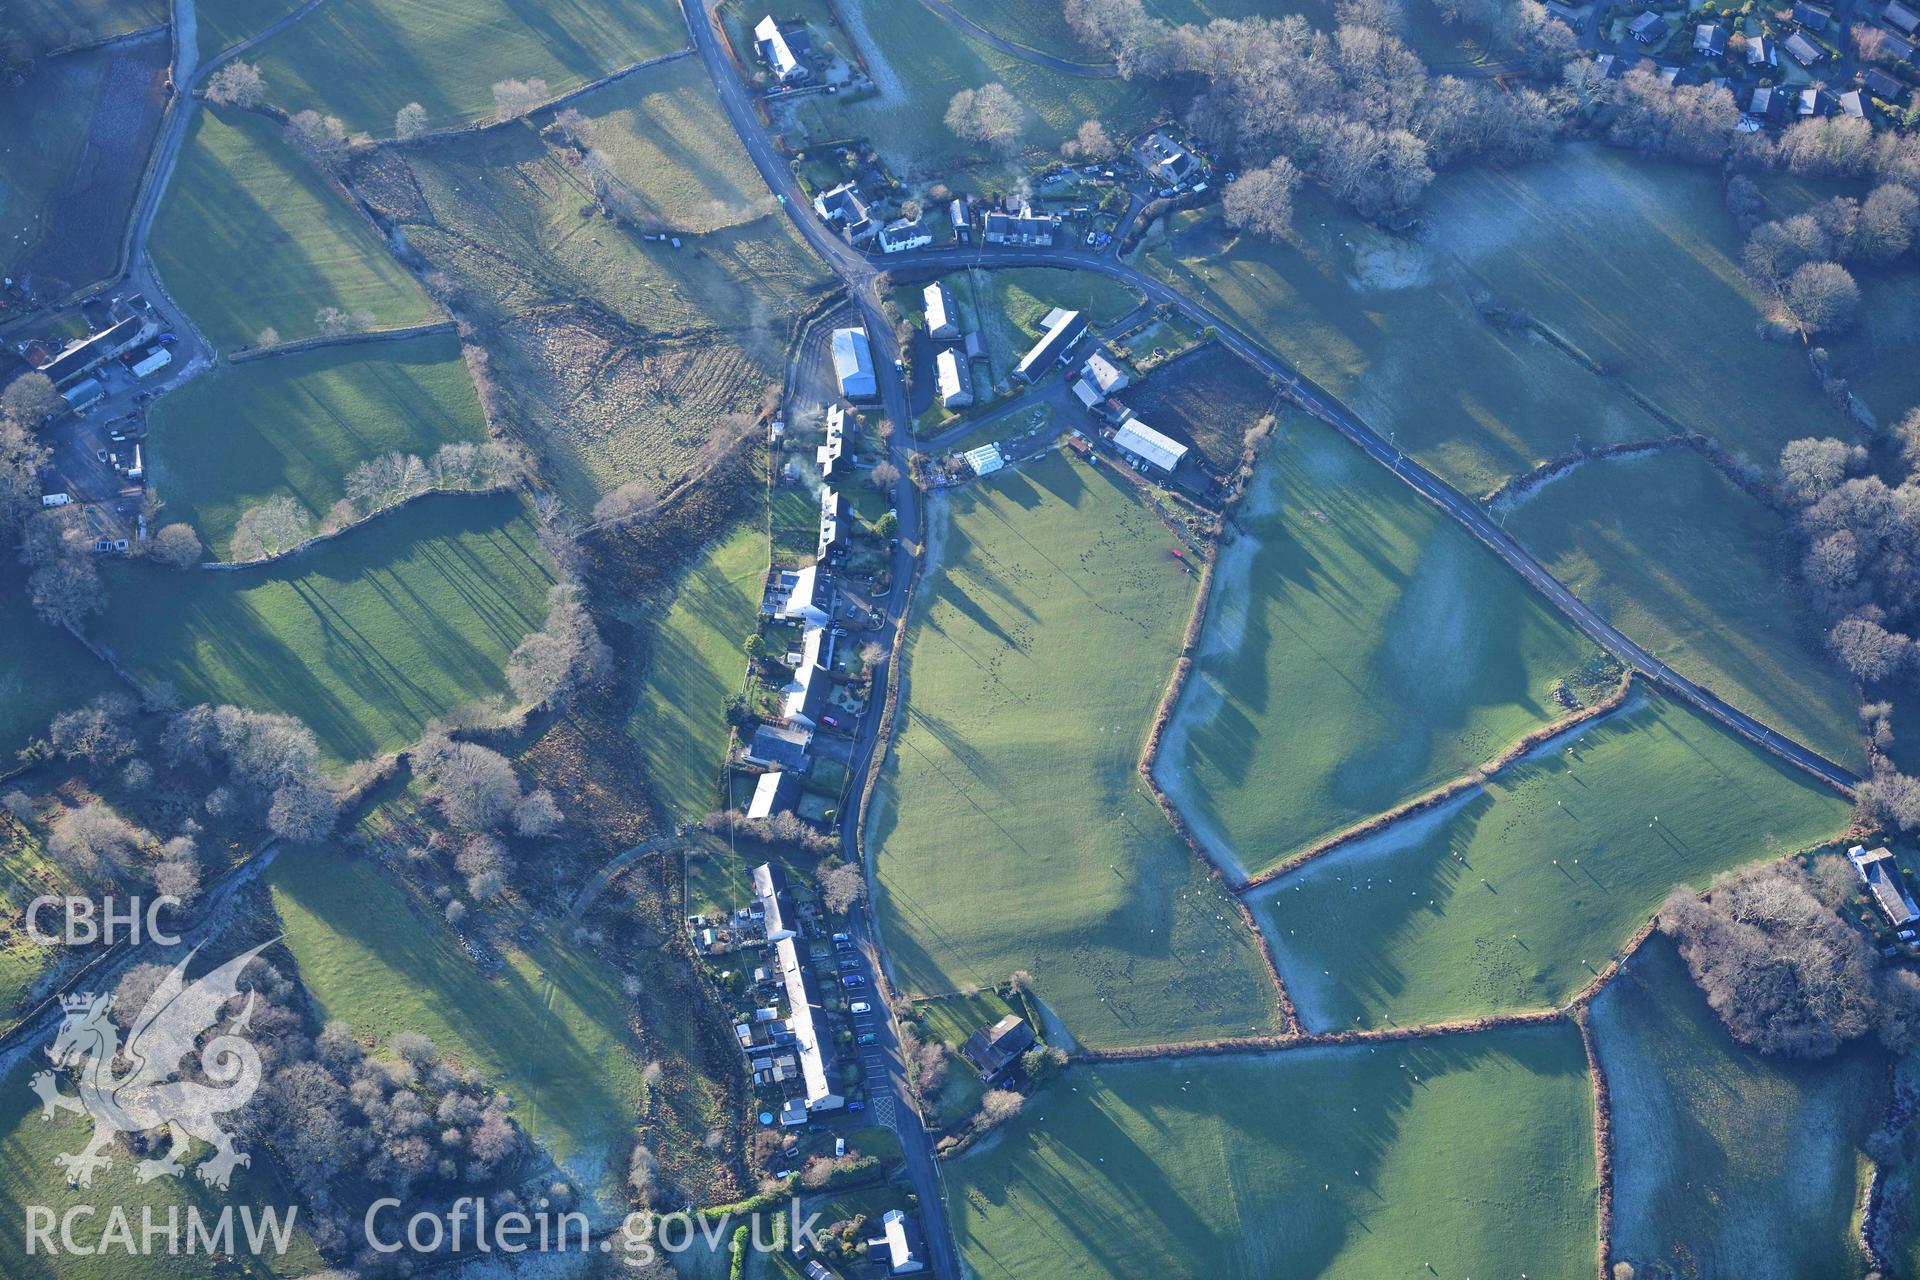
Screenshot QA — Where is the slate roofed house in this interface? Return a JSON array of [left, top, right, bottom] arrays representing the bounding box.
[[831, 327, 877, 400], [1546, 0, 1579, 24], [805, 1263, 842, 1280], [1885, 30, 1919, 62], [983, 204, 1058, 247], [1748, 34, 1776, 66], [1793, 0, 1832, 30], [1749, 84, 1781, 118], [1628, 11, 1667, 43], [1890, 0, 1920, 34], [1112, 417, 1190, 473], [1142, 130, 1201, 188], [1840, 88, 1869, 118], [1657, 64, 1681, 87], [754, 15, 809, 82], [1694, 22, 1728, 55], [1864, 67, 1907, 100], [745, 724, 811, 772], [1593, 52, 1619, 77], [1080, 348, 1131, 397], [813, 182, 875, 244], [960, 1014, 1036, 1082], [1800, 86, 1825, 115], [771, 563, 832, 626], [1784, 30, 1826, 66], [747, 770, 800, 820], [935, 348, 972, 408], [877, 216, 932, 254], [817, 403, 845, 479], [923, 282, 959, 339], [1013, 308, 1087, 382], [1850, 845, 1920, 927], [872, 1210, 925, 1275], [782, 661, 829, 730], [818, 485, 848, 559]]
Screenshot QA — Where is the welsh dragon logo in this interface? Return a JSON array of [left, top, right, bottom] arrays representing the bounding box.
[[30, 940, 273, 1190]]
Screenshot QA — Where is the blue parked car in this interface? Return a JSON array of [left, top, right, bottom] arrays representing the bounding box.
[[842, 974, 865, 987]]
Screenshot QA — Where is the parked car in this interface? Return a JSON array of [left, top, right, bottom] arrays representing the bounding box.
[[848, 1101, 865, 1112], [857, 1032, 877, 1045], [832, 932, 851, 944], [821, 713, 842, 729], [850, 1000, 872, 1014], [842, 974, 865, 987]]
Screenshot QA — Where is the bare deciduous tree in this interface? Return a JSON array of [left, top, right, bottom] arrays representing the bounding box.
[[205, 61, 264, 108], [944, 84, 1025, 150], [1221, 158, 1301, 241], [150, 522, 204, 568], [1, 372, 60, 428], [490, 78, 550, 121], [230, 495, 314, 560], [395, 101, 428, 140]]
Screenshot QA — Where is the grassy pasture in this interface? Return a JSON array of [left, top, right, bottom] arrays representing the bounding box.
[[783, 0, 1168, 179], [244, 0, 685, 135], [1508, 447, 1864, 772], [869, 449, 1281, 1049], [1828, 269, 1920, 426], [1139, 144, 1845, 496], [153, 107, 438, 350], [0, 40, 169, 290], [0, 1060, 324, 1279], [1157, 414, 1600, 881], [951, 1023, 1596, 1279], [269, 844, 647, 1205], [194, 0, 306, 59], [1248, 694, 1854, 1029], [150, 331, 489, 557], [92, 492, 553, 763], [627, 522, 764, 823], [1592, 935, 1885, 1280], [0, 819, 72, 1020], [0, 567, 123, 761], [10, 0, 164, 54]]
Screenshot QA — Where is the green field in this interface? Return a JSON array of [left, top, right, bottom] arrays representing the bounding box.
[[1509, 448, 1864, 772], [787, 0, 1169, 178], [951, 1023, 1597, 1279], [194, 0, 307, 59], [628, 522, 764, 822], [1248, 694, 1854, 1029], [151, 332, 490, 557], [1139, 144, 1848, 496], [92, 492, 553, 762], [0, 1059, 324, 1278], [269, 844, 647, 1205], [0, 570, 123, 760], [245, 0, 684, 135], [0, 822, 71, 1020], [1592, 936, 1885, 1279], [11, 0, 165, 54], [870, 450, 1281, 1048], [1158, 414, 1600, 880], [153, 106, 438, 350], [1828, 269, 1920, 426]]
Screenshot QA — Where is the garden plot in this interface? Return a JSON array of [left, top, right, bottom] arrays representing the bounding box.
[[1593, 936, 1885, 1280], [1156, 412, 1600, 881], [152, 106, 438, 351], [1248, 694, 1854, 1029], [951, 1023, 1597, 1279], [150, 331, 490, 558], [1139, 144, 1847, 497], [870, 450, 1282, 1049], [1121, 343, 1277, 471], [243, 0, 685, 135], [1508, 446, 1864, 772], [92, 492, 553, 763]]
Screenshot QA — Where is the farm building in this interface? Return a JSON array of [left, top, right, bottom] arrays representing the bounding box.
[[1080, 348, 1131, 397], [877, 217, 932, 254], [745, 724, 811, 771], [818, 403, 845, 479], [1693, 23, 1727, 55], [38, 294, 159, 388], [831, 327, 877, 400], [752, 862, 844, 1116], [1013, 308, 1087, 383], [1793, 0, 1831, 31], [964, 331, 985, 362], [1628, 11, 1667, 43], [1113, 417, 1189, 473], [782, 660, 829, 730], [1849, 845, 1920, 927], [814, 183, 876, 244], [960, 1014, 1035, 1082], [935, 349, 972, 408], [923, 282, 959, 339], [819, 485, 848, 559], [60, 377, 106, 411], [1891, 0, 1920, 34], [963, 443, 1004, 476], [754, 15, 809, 82], [769, 563, 832, 626], [1784, 30, 1825, 65], [129, 346, 171, 379], [983, 205, 1059, 247], [871, 1210, 925, 1275], [748, 770, 800, 820]]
